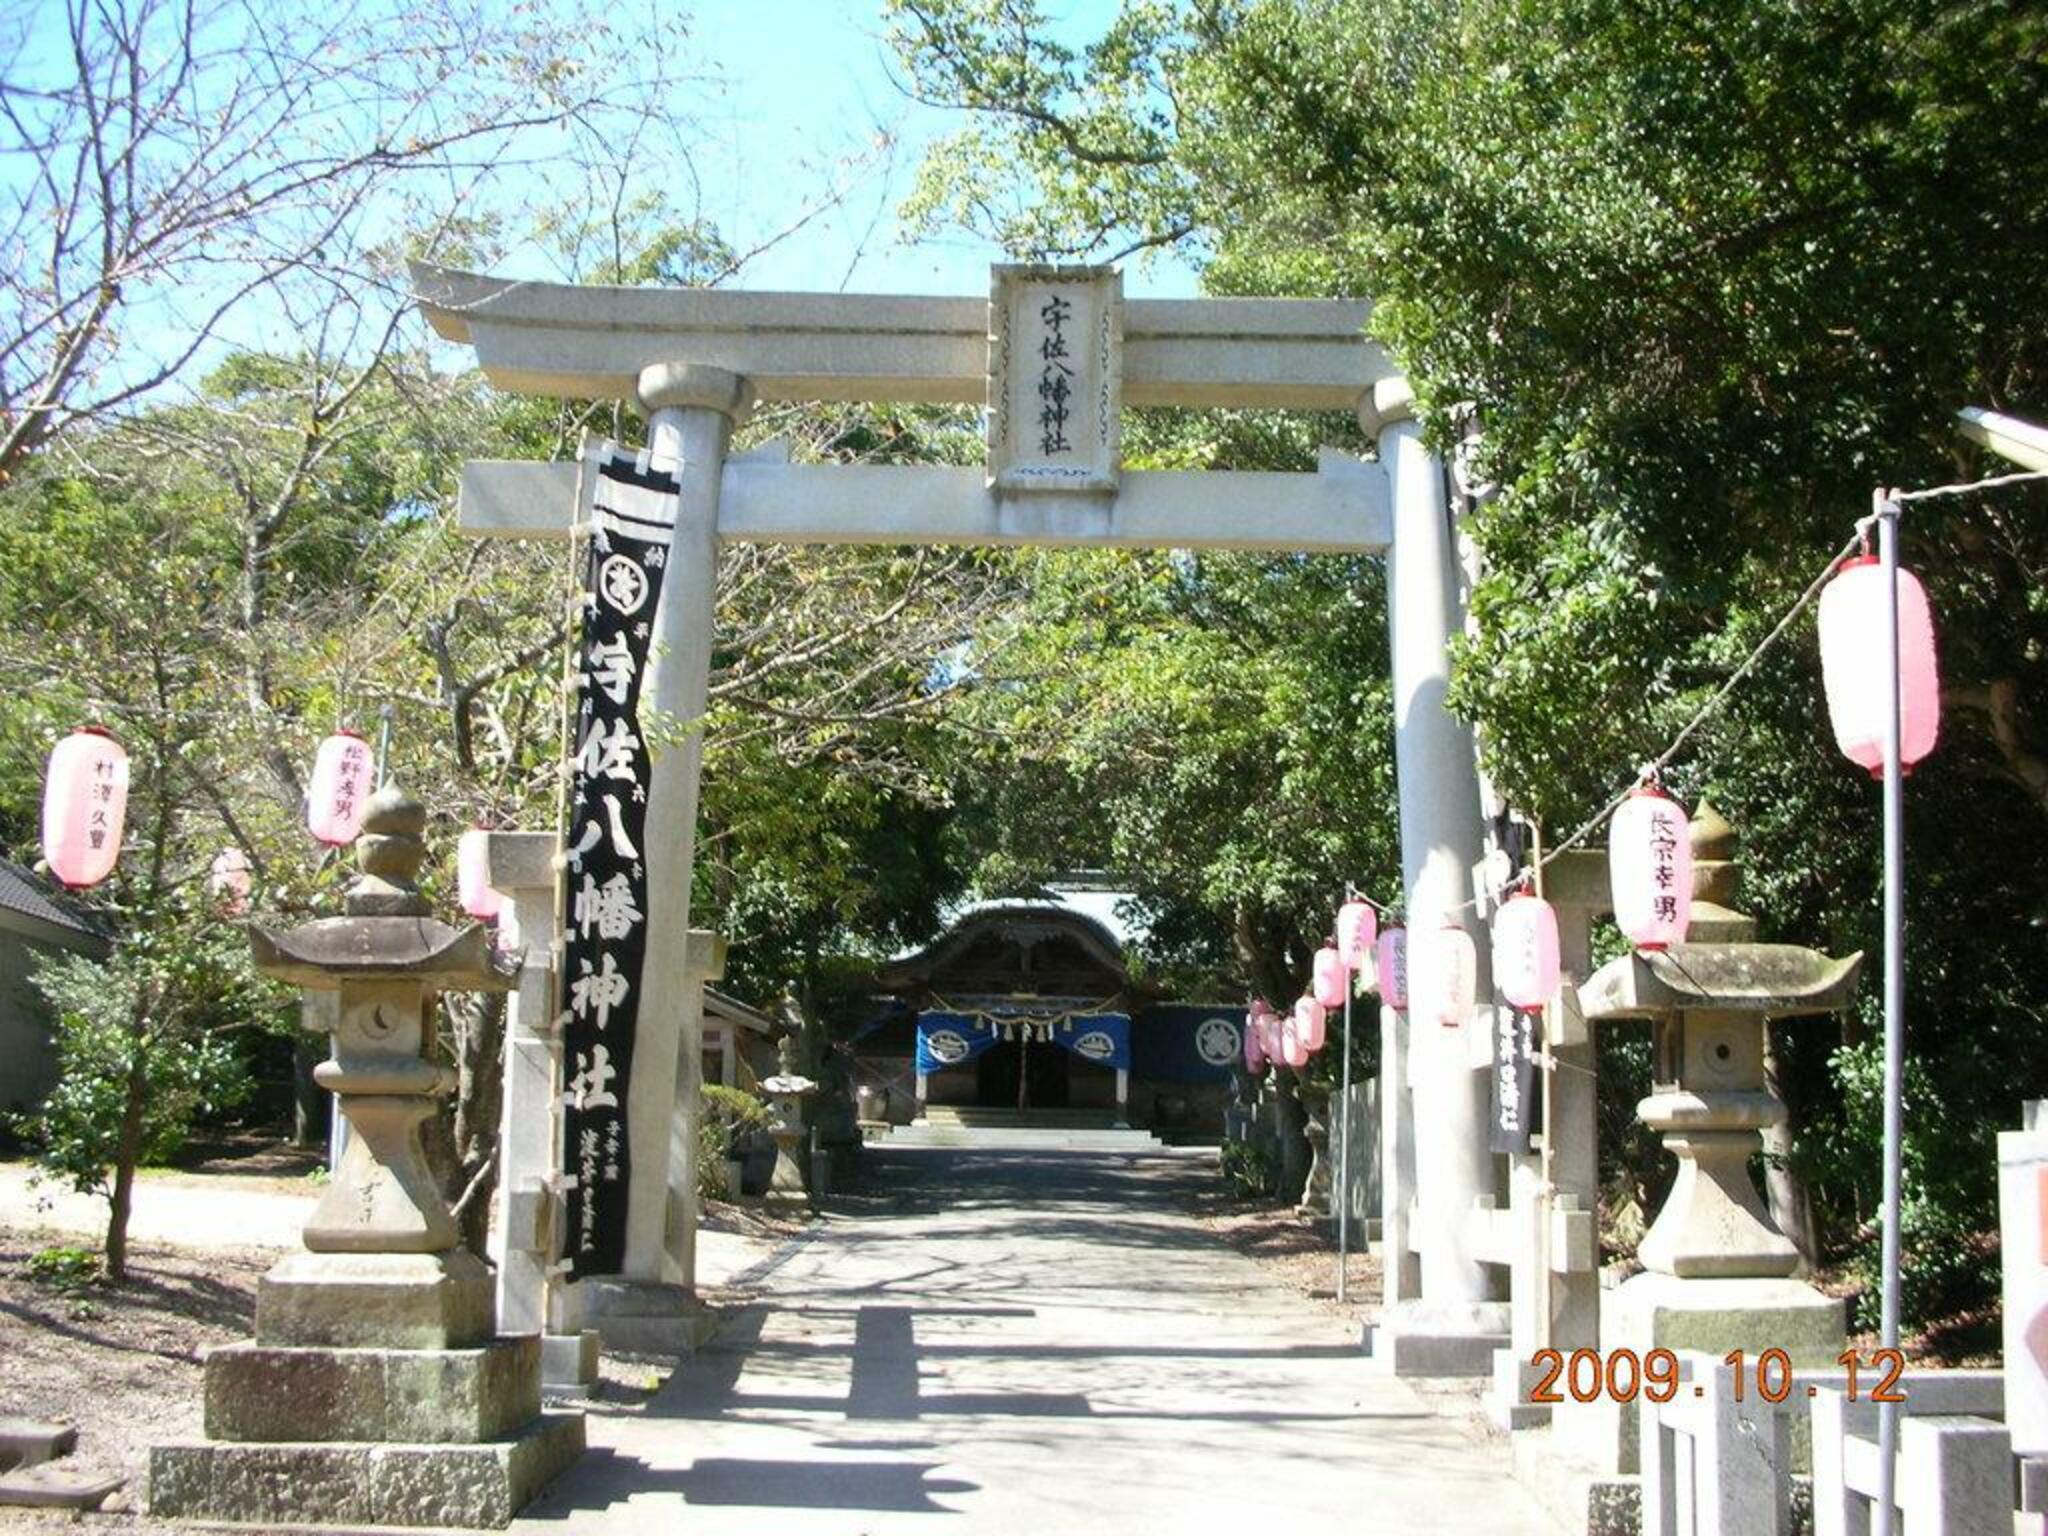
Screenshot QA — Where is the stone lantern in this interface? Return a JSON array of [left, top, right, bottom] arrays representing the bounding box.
[[760, 1033, 818, 1214], [1581, 804, 1861, 1366], [151, 784, 584, 1529]]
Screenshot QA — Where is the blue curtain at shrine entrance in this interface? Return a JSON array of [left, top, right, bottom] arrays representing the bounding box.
[[914, 1014, 1001, 1074], [1131, 1005, 1246, 1084], [914, 1012, 1133, 1074], [1048, 1014, 1131, 1071]]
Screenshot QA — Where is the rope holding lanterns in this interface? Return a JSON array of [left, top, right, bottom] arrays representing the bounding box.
[[42, 726, 129, 890]]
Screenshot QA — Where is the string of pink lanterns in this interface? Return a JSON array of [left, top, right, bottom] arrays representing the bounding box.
[[39, 720, 522, 927], [41, 512, 1943, 1087], [1242, 520, 1941, 1055]]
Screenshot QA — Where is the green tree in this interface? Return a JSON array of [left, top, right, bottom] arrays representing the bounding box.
[[891, 0, 2048, 1331]]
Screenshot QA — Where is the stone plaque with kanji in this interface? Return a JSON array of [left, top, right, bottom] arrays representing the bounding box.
[[987, 263, 1122, 495]]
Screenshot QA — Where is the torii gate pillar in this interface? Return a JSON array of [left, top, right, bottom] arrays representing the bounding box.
[[408, 260, 1508, 1363], [578, 364, 750, 1352], [1363, 378, 1508, 1371]]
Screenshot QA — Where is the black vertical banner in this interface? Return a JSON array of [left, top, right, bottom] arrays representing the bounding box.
[[558, 448, 679, 1279], [1490, 1005, 1542, 1155]]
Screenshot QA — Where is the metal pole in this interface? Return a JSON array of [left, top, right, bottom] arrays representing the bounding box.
[[1337, 900, 1354, 1304], [374, 701, 395, 789], [1874, 491, 1906, 1536]]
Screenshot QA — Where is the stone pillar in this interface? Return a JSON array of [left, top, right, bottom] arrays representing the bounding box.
[[2000, 1111, 2048, 1459], [579, 365, 748, 1348], [150, 788, 583, 1529], [483, 831, 598, 1389], [1377, 1001, 1421, 1304], [1115, 1066, 1130, 1126], [1362, 378, 1503, 1371], [1489, 848, 1604, 1429], [1299, 1094, 1333, 1218]]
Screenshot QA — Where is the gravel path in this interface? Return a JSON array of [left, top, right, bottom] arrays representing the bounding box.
[[521, 1145, 1561, 1535]]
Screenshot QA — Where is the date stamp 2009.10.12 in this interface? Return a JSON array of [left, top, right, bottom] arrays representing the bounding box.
[[1529, 1347, 1908, 1405]]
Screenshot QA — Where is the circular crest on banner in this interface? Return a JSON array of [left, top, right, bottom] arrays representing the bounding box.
[[1195, 1016, 1242, 1066], [1072, 1029, 1116, 1061], [599, 555, 650, 615], [926, 1028, 971, 1065]]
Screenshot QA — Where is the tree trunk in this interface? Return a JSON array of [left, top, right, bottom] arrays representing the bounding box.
[[103, 1027, 151, 1283]]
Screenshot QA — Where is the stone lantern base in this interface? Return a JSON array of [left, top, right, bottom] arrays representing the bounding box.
[[150, 1333, 584, 1528], [1604, 1271, 1845, 1364]]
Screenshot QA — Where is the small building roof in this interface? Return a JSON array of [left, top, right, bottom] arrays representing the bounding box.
[[0, 860, 111, 952], [704, 987, 776, 1036], [894, 880, 1148, 962]]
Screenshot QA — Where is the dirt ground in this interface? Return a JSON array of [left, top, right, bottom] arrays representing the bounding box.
[[0, 1235, 268, 1533]]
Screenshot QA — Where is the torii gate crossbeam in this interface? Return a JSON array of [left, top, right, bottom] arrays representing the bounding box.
[[410, 261, 1502, 1371]]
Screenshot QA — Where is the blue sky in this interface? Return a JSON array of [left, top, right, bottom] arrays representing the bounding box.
[[680, 0, 1199, 298]]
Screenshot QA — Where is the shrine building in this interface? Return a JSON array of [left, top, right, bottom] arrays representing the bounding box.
[[843, 885, 1247, 1141]]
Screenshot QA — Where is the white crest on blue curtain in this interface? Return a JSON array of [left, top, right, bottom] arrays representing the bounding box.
[[1071, 1029, 1116, 1062], [1195, 1016, 1242, 1066], [927, 1029, 971, 1064]]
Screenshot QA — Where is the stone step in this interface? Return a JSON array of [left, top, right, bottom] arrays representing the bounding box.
[[150, 1410, 585, 1530], [0, 1465, 124, 1511], [920, 1106, 1123, 1128], [888, 1125, 1168, 1152], [0, 1420, 76, 1475]]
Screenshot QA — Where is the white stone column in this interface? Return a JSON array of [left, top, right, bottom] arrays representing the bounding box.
[[1364, 378, 1500, 1363], [1377, 1001, 1421, 1304], [485, 830, 598, 1386], [1115, 1066, 1130, 1126], [580, 364, 748, 1351]]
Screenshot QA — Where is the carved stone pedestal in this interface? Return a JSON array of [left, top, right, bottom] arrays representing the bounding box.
[[150, 786, 583, 1528]]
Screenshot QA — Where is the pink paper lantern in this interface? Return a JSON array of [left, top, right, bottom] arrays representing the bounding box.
[[209, 847, 253, 916], [1311, 943, 1347, 1009], [1259, 1004, 1282, 1062], [1337, 899, 1378, 971], [1492, 891, 1561, 1011], [1296, 996, 1328, 1053], [1374, 924, 1408, 1010], [1422, 923, 1477, 1027], [42, 726, 128, 889], [1610, 785, 1692, 950], [1276, 1005, 1309, 1069], [1243, 1010, 1267, 1072], [307, 730, 374, 847], [456, 827, 504, 921], [1247, 999, 1275, 1061], [1818, 554, 1941, 777]]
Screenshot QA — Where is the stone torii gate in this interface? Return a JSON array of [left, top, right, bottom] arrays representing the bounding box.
[[409, 260, 1503, 1363]]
